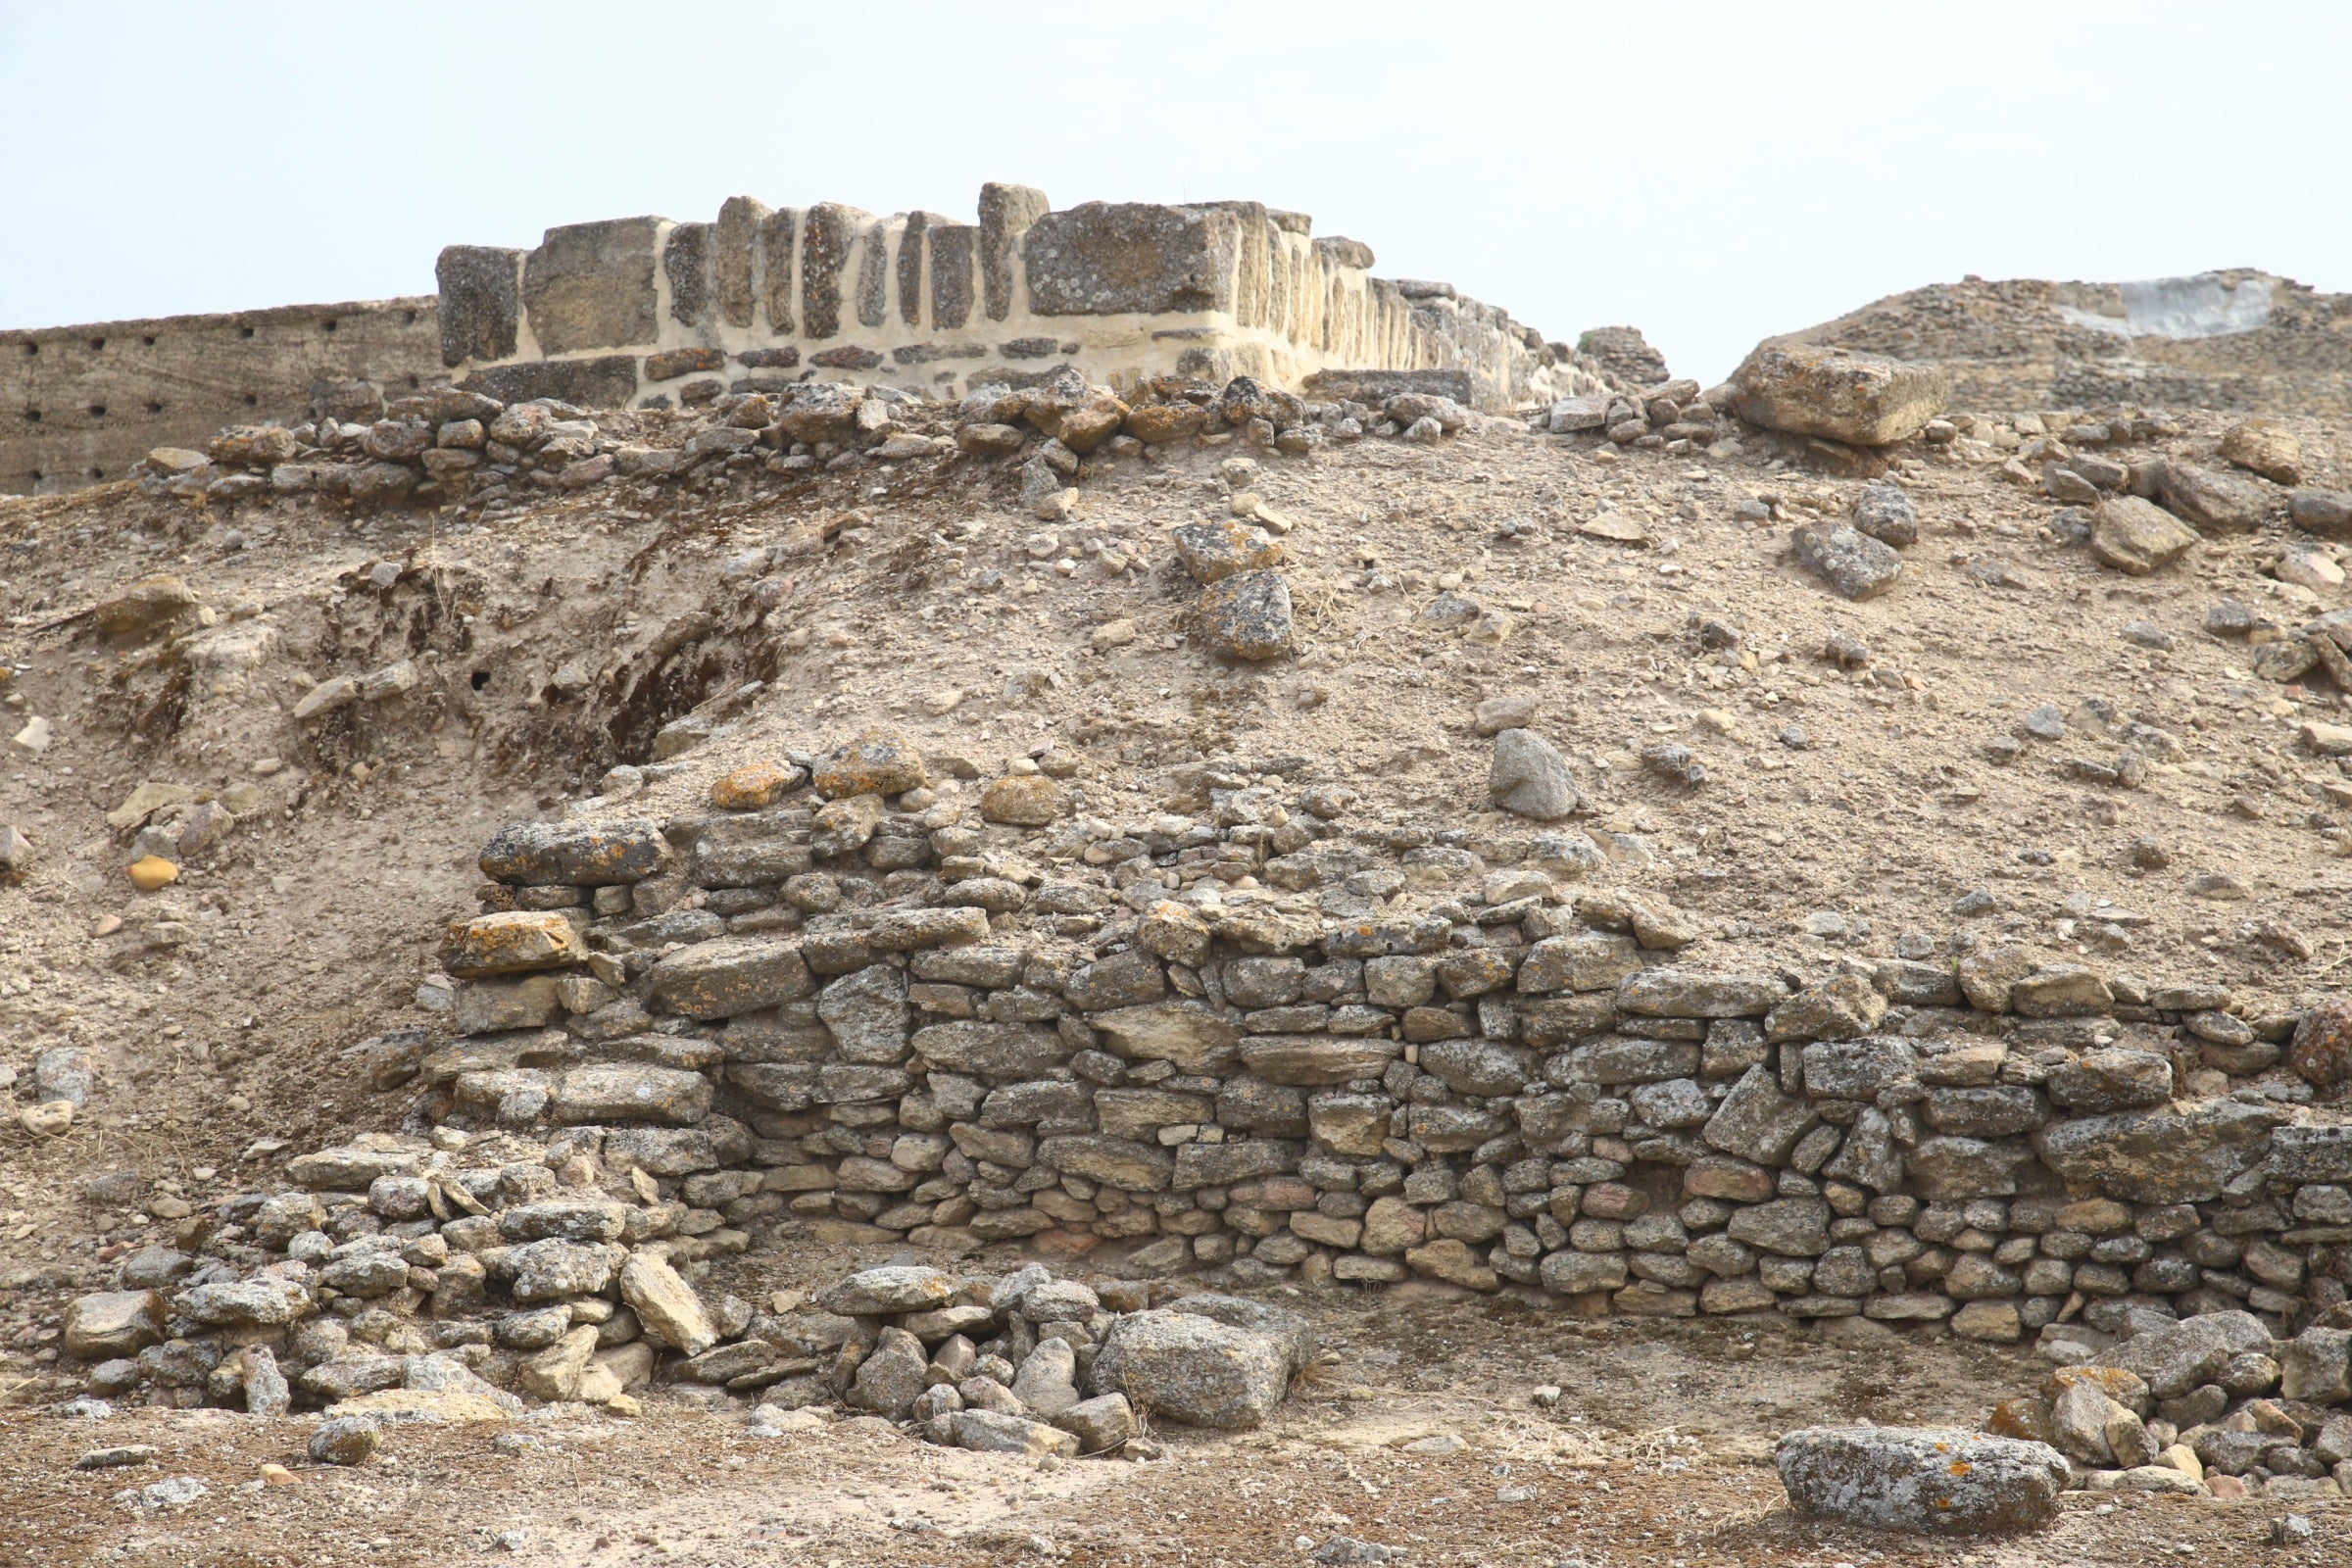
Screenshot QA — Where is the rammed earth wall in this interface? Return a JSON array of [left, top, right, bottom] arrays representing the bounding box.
[[435, 183, 1557, 417], [0, 299, 442, 496], [430, 749, 2352, 1341]]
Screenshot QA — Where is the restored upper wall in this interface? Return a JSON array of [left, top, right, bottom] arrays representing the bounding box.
[[0, 298, 443, 496], [437, 183, 1558, 415], [0, 182, 1558, 499]]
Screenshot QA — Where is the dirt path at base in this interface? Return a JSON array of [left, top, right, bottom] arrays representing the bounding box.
[[4, 1293, 2339, 1568]]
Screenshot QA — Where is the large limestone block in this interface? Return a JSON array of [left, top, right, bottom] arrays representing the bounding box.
[[950, 1408, 1079, 1457], [517, 1325, 601, 1400], [478, 820, 670, 886], [1617, 969, 1788, 1018], [1037, 1135, 1174, 1193], [912, 1020, 1070, 1077], [1776, 1428, 2068, 1534], [2031, 1100, 2284, 1203], [1728, 342, 1948, 447], [814, 1265, 955, 1316], [434, 245, 521, 368], [550, 1064, 711, 1126], [441, 911, 581, 977], [2114, 1310, 2272, 1398], [648, 937, 811, 1017], [1024, 203, 1240, 316], [1091, 1310, 1290, 1431], [1239, 1034, 1402, 1086], [619, 1251, 715, 1356], [1087, 1003, 1243, 1073], [522, 217, 662, 356]]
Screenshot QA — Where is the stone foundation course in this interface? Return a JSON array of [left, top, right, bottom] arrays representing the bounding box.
[[50, 726, 2352, 1431], [419, 729, 2352, 1337]]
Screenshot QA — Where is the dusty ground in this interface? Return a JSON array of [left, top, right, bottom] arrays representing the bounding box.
[[4, 1284, 2343, 1567], [4, 394, 2350, 1561]]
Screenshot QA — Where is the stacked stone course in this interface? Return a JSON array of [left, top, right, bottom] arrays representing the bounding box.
[[413, 733, 2352, 1344]]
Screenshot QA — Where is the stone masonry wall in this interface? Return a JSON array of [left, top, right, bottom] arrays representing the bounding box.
[[424, 733, 2352, 1348], [437, 183, 1558, 416], [0, 298, 443, 497]]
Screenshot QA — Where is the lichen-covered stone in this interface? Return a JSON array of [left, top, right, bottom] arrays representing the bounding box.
[[813, 1265, 956, 1316], [1194, 570, 1294, 662], [478, 820, 671, 886], [441, 911, 582, 977], [1775, 1427, 2068, 1534], [1173, 521, 1284, 584], [1793, 521, 1902, 600], [2032, 1100, 2284, 1203], [1091, 1309, 1291, 1431], [2288, 998, 2352, 1088], [803, 728, 923, 800], [980, 775, 1064, 826], [1025, 203, 1240, 317]]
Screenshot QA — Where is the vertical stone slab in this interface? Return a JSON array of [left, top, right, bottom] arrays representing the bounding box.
[[898, 212, 952, 326], [715, 197, 771, 330], [855, 217, 897, 331], [928, 223, 976, 330], [801, 204, 873, 341], [435, 246, 522, 368], [760, 208, 800, 335], [522, 217, 662, 356], [978, 182, 1051, 322], [665, 222, 713, 329]]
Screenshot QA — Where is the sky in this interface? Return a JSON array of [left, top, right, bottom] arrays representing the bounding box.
[[4, 2, 2348, 385]]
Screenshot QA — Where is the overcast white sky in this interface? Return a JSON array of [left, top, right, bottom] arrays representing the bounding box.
[[4, 3, 2347, 384]]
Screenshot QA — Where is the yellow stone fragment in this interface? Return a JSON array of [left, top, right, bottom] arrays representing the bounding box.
[[127, 856, 179, 891]]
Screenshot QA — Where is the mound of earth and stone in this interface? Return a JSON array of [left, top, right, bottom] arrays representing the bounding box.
[[4, 299, 2352, 1563]]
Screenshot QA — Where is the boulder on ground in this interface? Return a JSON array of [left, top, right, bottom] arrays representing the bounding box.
[[1091, 1309, 1291, 1431], [1792, 521, 1901, 600], [1727, 342, 1948, 447], [1489, 728, 1579, 819], [2157, 461, 2271, 532], [2090, 496, 2198, 575], [1776, 1427, 2068, 1534]]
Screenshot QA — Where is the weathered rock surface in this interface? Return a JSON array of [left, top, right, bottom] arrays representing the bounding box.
[[1728, 342, 1948, 446], [1091, 1310, 1291, 1431], [1776, 1427, 2068, 1534]]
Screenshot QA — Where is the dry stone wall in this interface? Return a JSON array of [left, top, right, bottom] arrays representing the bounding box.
[[0, 298, 441, 497], [420, 735, 2352, 1345], [437, 183, 1562, 416]]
